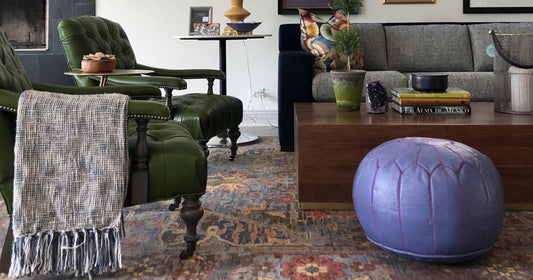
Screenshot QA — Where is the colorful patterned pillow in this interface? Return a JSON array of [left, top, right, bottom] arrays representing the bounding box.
[[299, 8, 363, 72]]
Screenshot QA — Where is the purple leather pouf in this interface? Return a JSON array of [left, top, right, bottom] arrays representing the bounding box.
[[353, 137, 504, 263]]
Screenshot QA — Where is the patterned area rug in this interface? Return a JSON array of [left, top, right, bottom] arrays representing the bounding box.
[[0, 136, 532, 279]]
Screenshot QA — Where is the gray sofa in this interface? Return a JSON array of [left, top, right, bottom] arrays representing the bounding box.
[[278, 22, 533, 151]]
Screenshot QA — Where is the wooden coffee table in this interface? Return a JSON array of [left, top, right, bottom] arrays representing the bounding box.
[[295, 102, 533, 210]]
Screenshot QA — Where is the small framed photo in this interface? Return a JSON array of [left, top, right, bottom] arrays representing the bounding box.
[[189, 6, 213, 35]]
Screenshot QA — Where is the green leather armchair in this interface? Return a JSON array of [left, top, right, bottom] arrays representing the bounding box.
[[0, 29, 207, 271], [57, 15, 243, 160]]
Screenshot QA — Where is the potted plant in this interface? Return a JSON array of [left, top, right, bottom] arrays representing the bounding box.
[[330, 0, 365, 111]]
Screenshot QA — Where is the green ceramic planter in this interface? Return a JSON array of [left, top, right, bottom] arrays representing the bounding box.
[[331, 70, 366, 111]]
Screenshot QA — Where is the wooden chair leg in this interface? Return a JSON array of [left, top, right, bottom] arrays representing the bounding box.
[[168, 196, 182, 211], [164, 88, 173, 110], [228, 126, 240, 161], [131, 118, 150, 205], [179, 195, 203, 260], [0, 219, 12, 273]]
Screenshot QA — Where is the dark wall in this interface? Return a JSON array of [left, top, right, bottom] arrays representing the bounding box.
[[17, 0, 95, 86]]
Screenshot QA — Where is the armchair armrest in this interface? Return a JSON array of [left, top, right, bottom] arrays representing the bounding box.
[[1, 87, 170, 120], [0, 89, 19, 112], [136, 63, 225, 80], [32, 82, 163, 99], [128, 100, 170, 120], [278, 49, 314, 151], [103, 75, 187, 91]]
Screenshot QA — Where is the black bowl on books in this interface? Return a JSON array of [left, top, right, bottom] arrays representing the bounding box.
[[412, 73, 448, 92]]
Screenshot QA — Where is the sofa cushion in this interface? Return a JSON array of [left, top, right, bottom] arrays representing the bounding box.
[[353, 23, 388, 71], [312, 72, 336, 102], [385, 24, 474, 72], [468, 24, 498, 72]]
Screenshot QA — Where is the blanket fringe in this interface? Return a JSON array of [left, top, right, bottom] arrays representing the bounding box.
[[9, 227, 122, 279]]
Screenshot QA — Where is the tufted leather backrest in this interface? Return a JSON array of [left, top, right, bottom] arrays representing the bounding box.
[[0, 29, 26, 214], [58, 15, 138, 86], [0, 30, 33, 93]]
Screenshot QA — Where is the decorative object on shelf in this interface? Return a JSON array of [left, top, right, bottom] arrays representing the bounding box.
[[509, 66, 533, 112], [194, 23, 221, 35], [225, 22, 261, 35], [81, 52, 115, 73], [329, 0, 365, 111], [224, 0, 250, 22], [353, 137, 504, 263], [491, 30, 533, 114], [365, 81, 388, 113], [411, 73, 448, 92], [223, 0, 251, 35]]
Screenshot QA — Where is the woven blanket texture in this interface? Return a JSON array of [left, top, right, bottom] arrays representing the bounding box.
[[10, 90, 130, 278]]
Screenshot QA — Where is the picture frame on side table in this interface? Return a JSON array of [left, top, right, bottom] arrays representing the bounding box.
[[383, 0, 434, 3], [278, 0, 332, 15], [463, 0, 533, 13], [189, 6, 213, 35]]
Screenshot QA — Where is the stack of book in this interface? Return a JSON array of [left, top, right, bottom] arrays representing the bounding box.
[[391, 87, 472, 115]]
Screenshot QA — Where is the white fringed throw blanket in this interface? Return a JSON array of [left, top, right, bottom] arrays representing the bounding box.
[[10, 90, 130, 278]]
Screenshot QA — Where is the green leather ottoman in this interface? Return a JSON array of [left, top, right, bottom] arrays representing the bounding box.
[[170, 93, 243, 160]]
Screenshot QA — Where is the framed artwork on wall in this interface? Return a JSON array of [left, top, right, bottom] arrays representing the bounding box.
[[189, 6, 213, 35], [383, 0, 434, 3], [464, 0, 533, 13], [0, 0, 49, 51], [278, 0, 332, 15]]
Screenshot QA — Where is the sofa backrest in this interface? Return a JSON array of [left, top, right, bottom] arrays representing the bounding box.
[[58, 15, 138, 86], [352, 23, 388, 71], [279, 22, 533, 73], [385, 24, 474, 72], [469, 22, 533, 71], [468, 23, 498, 72]]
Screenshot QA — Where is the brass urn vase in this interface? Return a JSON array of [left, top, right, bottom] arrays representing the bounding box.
[[224, 0, 250, 22]]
